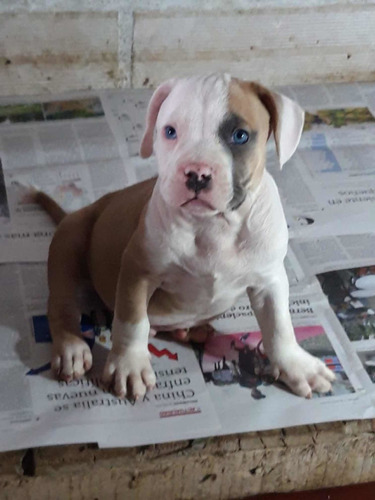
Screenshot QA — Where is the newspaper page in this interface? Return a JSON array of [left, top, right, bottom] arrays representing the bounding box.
[[1, 82, 374, 262], [290, 234, 375, 398], [101, 282, 375, 447], [0, 261, 373, 452], [0, 262, 219, 451], [276, 82, 375, 390], [0, 91, 155, 263], [187, 284, 375, 437], [290, 232, 375, 345], [291, 233, 375, 276], [269, 82, 375, 239], [0, 82, 375, 451]]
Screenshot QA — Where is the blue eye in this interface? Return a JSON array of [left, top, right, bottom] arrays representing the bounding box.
[[164, 126, 177, 140], [232, 129, 249, 145]]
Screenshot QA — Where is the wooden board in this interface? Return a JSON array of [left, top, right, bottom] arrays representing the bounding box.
[[1, 3, 375, 96], [1, 420, 374, 499], [132, 6, 375, 88]]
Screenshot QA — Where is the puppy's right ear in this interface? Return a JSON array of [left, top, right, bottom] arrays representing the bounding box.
[[140, 79, 176, 158]]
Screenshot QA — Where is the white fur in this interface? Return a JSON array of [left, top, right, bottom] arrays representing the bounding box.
[[111, 316, 150, 351], [103, 317, 155, 398], [271, 91, 305, 168], [145, 172, 287, 329], [107, 74, 334, 399], [154, 74, 233, 212]]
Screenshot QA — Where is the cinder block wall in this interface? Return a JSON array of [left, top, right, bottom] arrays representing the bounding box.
[[1, 0, 375, 95]]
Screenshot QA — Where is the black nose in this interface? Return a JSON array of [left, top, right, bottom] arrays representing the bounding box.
[[185, 171, 212, 194]]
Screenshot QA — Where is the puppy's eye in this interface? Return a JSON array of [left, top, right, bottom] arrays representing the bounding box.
[[164, 126, 177, 140], [231, 129, 249, 145]]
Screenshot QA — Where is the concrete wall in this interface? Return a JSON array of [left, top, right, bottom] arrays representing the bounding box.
[[1, 1, 375, 95]]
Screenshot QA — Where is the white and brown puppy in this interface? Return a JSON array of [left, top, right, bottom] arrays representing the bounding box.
[[41, 74, 335, 399]]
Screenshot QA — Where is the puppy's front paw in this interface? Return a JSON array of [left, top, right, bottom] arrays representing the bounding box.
[[271, 344, 336, 398], [102, 349, 156, 399], [52, 334, 93, 382]]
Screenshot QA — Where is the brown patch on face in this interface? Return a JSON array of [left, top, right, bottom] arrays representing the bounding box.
[[247, 81, 279, 141], [227, 79, 275, 192]]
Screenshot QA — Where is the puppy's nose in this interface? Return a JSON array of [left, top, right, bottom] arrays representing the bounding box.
[[185, 170, 212, 194]]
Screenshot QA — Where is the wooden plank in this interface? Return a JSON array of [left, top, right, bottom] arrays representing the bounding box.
[[1, 4, 374, 96], [0, 12, 120, 95], [133, 6, 375, 87], [0, 421, 374, 498], [0, 449, 24, 477]]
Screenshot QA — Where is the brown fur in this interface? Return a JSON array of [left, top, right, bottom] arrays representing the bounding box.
[[88, 178, 156, 311], [34, 191, 67, 224], [228, 79, 277, 191], [43, 178, 156, 345]]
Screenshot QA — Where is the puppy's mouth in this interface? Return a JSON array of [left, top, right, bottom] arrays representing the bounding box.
[[180, 196, 216, 211]]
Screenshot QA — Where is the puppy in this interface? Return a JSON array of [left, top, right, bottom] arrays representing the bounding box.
[[39, 74, 335, 399]]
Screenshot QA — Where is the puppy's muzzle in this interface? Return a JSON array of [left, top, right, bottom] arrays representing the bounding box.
[[184, 165, 212, 194], [185, 171, 212, 194]]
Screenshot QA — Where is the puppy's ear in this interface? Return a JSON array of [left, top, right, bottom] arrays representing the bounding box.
[[251, 83, 305, 168], [140, 79, 176, 158]]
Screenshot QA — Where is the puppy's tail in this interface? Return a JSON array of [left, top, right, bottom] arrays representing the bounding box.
[[13, 181, 67, 225], [33, 190, 67, 225]]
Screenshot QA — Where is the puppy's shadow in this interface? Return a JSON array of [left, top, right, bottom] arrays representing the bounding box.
[[89, 341, 111, 380], [1, 320, 38, 370]]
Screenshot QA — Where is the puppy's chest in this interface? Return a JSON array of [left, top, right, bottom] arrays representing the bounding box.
[[160, 222, 254, 292]]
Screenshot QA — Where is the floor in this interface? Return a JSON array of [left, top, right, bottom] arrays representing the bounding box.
[[250, 481, 375, 499]]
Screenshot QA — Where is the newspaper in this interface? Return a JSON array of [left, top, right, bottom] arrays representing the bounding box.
[[269, 84, 375, 239], [0, 82, 375, 451], [0, 90, 155, 262], [0, 262, 220, 451]]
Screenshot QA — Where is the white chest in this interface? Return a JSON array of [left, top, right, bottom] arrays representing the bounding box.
[[145, 174, 288, 328], [154, 214, 258, 310]]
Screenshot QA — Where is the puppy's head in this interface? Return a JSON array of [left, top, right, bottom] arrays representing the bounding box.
[[140, 74, 304, 214]]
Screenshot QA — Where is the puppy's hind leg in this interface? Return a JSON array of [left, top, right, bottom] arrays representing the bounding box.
[[47, 208, 96, 382]]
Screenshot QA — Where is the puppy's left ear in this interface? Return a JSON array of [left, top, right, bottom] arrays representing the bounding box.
[[251, 83, 305, 168], [140, 79, 176, 158]]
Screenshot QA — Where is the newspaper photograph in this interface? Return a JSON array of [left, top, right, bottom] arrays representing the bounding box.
[[317, 266, 375, 344], [195, 325, 358, 436], [0, 81, 375, 451], [357, 349, 375, 384], [209, 285, 375, 434]]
